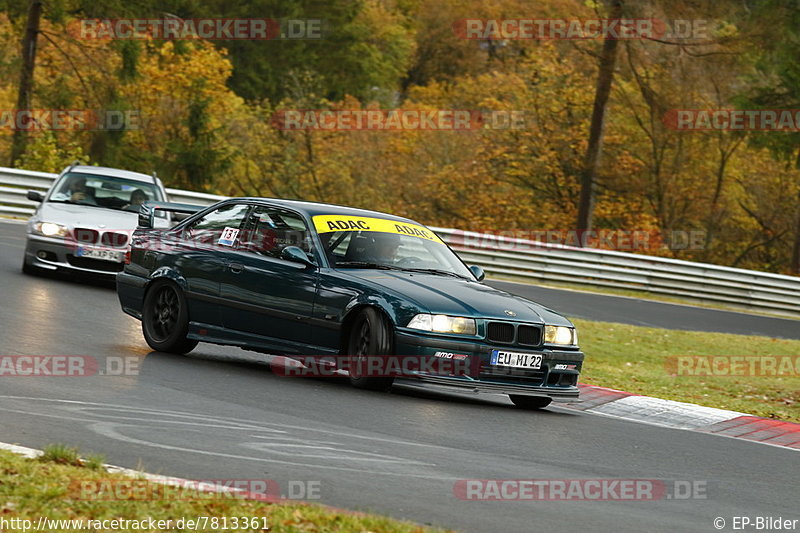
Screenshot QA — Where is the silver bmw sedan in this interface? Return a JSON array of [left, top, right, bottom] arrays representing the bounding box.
[[23, 164, 169, 278]]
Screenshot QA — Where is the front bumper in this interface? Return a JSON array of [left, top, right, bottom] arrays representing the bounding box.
[[394, 329, 584, 401], [24, 234, 124, 278]]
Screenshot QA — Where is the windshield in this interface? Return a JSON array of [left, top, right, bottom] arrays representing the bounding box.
[[47, 172, 164, 212], [313, 215, 474, 279]]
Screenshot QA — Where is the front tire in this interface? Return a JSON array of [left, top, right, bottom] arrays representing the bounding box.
[[347, 308, 395, 391], [509, 395, 552, 410], [21, 257, 37, 275], [142, 281, 198, 354]]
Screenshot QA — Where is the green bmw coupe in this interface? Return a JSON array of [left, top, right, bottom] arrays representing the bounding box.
[[117, 198, 584, 409]]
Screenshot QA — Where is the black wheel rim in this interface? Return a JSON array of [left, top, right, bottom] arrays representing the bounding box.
[[349, 318, 372, 378], [355, 319, 371, 356], [149, 287, 179, 341]]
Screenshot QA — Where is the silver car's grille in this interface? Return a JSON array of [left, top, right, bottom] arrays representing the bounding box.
[[73, 228, 99, 244], [101, 231, 128, 248]]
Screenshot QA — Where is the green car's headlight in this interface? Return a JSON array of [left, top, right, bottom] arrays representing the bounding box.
[[33, 222, 68, 238], [544, 325, 577, 346], [407, 314, 477, 335]]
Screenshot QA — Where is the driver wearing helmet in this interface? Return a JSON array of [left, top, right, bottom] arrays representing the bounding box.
[[366, 233, 402, 264]]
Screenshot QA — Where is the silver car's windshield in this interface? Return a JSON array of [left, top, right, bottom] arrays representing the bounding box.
[[313, 215, 474, 280], [48, 172, 163, 212]]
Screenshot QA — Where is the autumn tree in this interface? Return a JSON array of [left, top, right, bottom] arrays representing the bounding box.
[[738, 1, 800, 274]]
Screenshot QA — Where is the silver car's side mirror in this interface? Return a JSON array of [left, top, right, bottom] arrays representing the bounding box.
[[26, 190, 44, 202], [469, 265, 485, 282]]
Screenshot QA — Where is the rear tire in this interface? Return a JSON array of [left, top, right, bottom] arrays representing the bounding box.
[[509, 395, 552, 410], [142, 281, 198, 354], [347, 308, 395, 391]]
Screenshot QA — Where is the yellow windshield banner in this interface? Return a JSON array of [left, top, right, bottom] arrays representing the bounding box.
[[313, 215, 443, 244]]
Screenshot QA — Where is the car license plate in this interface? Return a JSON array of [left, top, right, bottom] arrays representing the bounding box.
[[490, 350, 542, 370], [76, 246, 123, 262]]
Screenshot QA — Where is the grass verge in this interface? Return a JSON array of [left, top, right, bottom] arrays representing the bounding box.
[[0, 448, 451, 533], [574, 318, 800, 423]]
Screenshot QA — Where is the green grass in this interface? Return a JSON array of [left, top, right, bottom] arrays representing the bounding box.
[[38, 444, 82, 466], [38, 444, 105, 471], [574, 318, 800, 423], [0, 448, 452, 533]]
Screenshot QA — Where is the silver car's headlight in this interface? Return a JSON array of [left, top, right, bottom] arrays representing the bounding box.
[[33, 222, 68, 238], [544, 325, 577, 346], [407, 314, 477, 335]]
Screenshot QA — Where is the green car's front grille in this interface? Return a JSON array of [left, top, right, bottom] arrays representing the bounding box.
[[486, 321, 543, 347]]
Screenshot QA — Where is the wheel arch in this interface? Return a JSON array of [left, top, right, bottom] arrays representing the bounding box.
[[338, 302, 395, 355], [144, 267, 188, 297]]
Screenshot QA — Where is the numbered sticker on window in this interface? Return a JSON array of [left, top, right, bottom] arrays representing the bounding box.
[[218, 227, 239, 246]]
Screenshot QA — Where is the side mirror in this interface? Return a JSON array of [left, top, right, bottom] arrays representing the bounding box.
[[281, 246, 315, 268], [26, 190, 44, 202], [469, 265, 485, 282]]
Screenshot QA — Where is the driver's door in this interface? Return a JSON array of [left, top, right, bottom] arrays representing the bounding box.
[[218, 205, 321, 349]]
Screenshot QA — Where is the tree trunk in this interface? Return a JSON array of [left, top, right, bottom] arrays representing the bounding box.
[[792, 192, 800, 274], [10, 0, 43, 166], [792, 147, 800, 274], [576, 0, 623, 242]]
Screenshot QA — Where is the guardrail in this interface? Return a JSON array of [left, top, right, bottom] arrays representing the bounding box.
[[2, 165, 799, 318], [433, 228, 800, 318]]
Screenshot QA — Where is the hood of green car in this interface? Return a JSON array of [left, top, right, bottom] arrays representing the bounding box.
[[340, 270, 573, 326]]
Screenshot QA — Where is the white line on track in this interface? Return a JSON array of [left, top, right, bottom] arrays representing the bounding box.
[[0, 395, 455, 479]]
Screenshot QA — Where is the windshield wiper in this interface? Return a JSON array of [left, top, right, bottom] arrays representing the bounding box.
[[335, 262, 469, 279], [335, 261, 403, 270], [49, 199, 104, 208], [397, 267, 469, 280]]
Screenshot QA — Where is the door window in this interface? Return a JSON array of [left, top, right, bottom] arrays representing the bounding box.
[[183, 203, 250, 247], [238, 206, 317, 261]]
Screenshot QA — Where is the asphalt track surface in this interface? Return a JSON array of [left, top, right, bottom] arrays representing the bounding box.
[[0, 220, 797, 533]]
